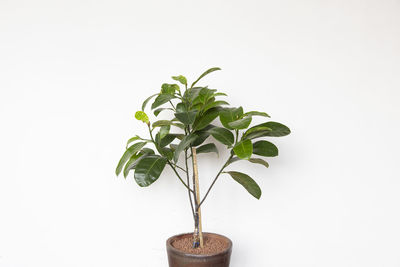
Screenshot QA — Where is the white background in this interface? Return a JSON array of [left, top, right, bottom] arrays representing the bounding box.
[[1, 0, 400, 266]]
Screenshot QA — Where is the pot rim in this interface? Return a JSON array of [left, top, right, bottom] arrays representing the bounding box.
[[166, 232, 233, 258]]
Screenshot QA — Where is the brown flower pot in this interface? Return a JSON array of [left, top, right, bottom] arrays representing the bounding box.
[[166, 232, 233, 267]]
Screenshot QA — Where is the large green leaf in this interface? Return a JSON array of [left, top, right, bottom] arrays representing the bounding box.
[[175, 110, 197, 125], [207, 127, 234, 146], [173, 134, 198, 162], [161, 83, 179, 95], [233, 139, 253, 160], [243, 126, 272, 140], [219, 107, 243, 129], [243, 111, 270, 118], [193, 88, 216, 106], [183, 87, 203, 103], [134, 155, 167, 187], [227, 116, 252, 130], [190, 125, 214, 146], [247, 122, 291, 137], [191, 67, 221, 87], [248, 158, 269, 168], [123, 149, 155, 178], [142, 94, 158, 111], [159, 133, 179, 147], [151, 94, 176, 109], [172, 75, 187, 86], [159, 125, 170, 139], [196, 143, 218, 156], [115, 142, 147, 176], [192, 107, 221, 131], [253, 140, 278, 157], [225, 171, 261, 199], [203, 100, 229, 112]]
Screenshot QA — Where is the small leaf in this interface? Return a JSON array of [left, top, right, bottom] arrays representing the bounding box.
[[192, 107, 221, 131], [175, 110, 197, 125], [173, 134, 198, 163], [126, 135, 141, 148], [203, 100, 229, 112], [196, 143, 219, 156], [233, 139, 253, 160], [243, 111, 270, 118], [207, 127, 234, 146], [115, 142, 147, 176], [191, 67, 221, 87], [227, 116, 252, 130], [190, 125, 214, 147], [159, 125, 170, 139], [213, 92, 227, 97], [161, 83, 179, 95], [159, 134, 178, 148], [151, 94, 176, 109], [253, 140, 278, 157], [172, 75, 187, 86], [248, 158, 269, 168], [135, 111, 149, 123], [219, 107, 244, 130], [160, 147, 174, 161], [134, 155, 167, 187], [152, 120, 184, 129], [142, 94, 158, 111], [225, 171, 261, 199]]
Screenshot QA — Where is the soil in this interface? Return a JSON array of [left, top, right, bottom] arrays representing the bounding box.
[[172, 235, 229, 255]]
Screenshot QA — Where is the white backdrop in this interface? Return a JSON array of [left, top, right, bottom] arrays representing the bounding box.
[[1, 0, 400, 266]]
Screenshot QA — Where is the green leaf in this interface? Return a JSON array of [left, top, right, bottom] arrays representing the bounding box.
[[193, 87, 216, 105], [123, 149, 155, 178], [152, 120, 184, 129], [253, 140, 278, 157], [153, 108, 173, 116], [172, 75, 187, 86], [135, 111, 149, 123], [203, 100, 229, 112], [134, 155, 167, 187], [126, 135, 141, 148], [247, 122, 291, 137], [142, 94, 158, 111], [183, 87, 203, 103], [191, 67, 221, 87], [196, 143, 218, 156], [175, 110, 197, 125], [243, 126, 272, 139], [159, 125, 170, 139], [213, 92, 227, 97], [161, 83, 179, 95], [226, 156, 242, 165], [248, 158, 269, 168], [192, 107, 221, 131], [190, 125, 214, 146], [219, 107, 244, 130], [225, 171, 261, 199], [159, 133, 178, 147], [207, 127, 234, 146], [243, 111, 270, 118], [173, 134, 198, 163], [115, 142, 147, 176], [151, 94, 176, 109], [227, 116, 252, 130], [160, 147, 174, 161], [233, 139, 253, 160]]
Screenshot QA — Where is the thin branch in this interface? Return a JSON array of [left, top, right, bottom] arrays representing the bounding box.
[[168, 161, 194, 193], [185, 149, 195, 219]]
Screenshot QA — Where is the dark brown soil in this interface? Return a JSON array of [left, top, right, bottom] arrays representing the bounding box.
[[172, 235, 229, 255]]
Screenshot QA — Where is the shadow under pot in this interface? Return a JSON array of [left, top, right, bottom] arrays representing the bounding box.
[[166, 232, 233, 267]]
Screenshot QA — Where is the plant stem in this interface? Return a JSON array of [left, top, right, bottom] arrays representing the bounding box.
[[191, 147, 203, 248], [198, 154, 233, 209], [185, 149, 195, 220], [167, 161, 194, 193]]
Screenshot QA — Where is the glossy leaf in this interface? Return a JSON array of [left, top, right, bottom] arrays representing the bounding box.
[[196, 143, 219, 156], [134, 155, 167, 187], [126, 135, 141, 148], [154, 108, 173, 116], [207, 127, 234, 146], [247, 122, 291, 137], [159, 134, 178, 147], [160, 147, 174, 161], [227, 156, 242, 165], [142, 94, 158, 111], [190, 125, 214, 146], [248, 158, 269, 168], [183, 87, 203, 103], [253, 140, 278, 157], [213, 92, 227, 97], [115, 142, 147, 176], [173, 134, 198, 163], [233, 139, 253, 160], [152, 120, 184, 129], [243, 111, 270, 118], [227, 116, 252, 130], [219, 107, 243, 129], [135, 111, 149, 123], [172, 75, 187, 86], [203, 100, 229, 112], [191, 67, 221, 87], [123, 149, 155, 178], [243, 126, 272, 139], [151, 94, 175, 109], [159, 125, 170, 139], [175, 110, 197, 125], [225, 171, 261, 199], [192, 107, 221, 131]]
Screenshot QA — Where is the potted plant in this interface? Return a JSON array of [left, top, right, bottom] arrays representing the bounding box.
[[115, 67, 290, 267]]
